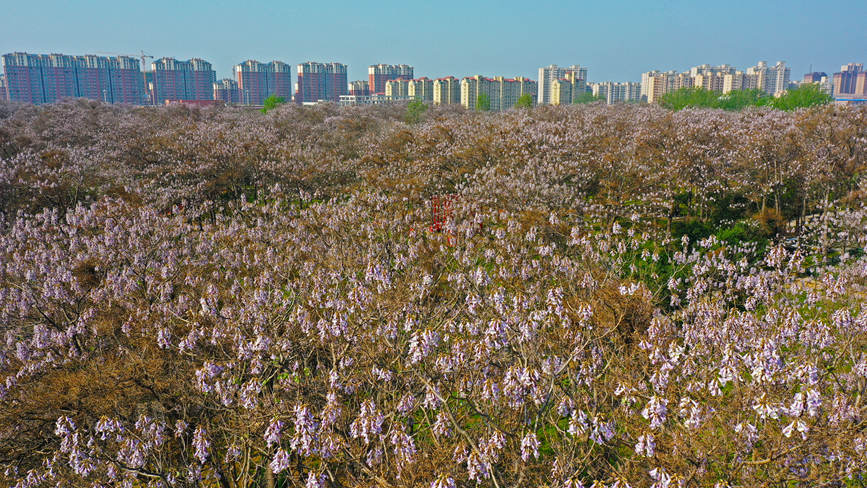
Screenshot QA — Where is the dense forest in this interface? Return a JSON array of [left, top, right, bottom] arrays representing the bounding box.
[[0, 100, 866, 487]]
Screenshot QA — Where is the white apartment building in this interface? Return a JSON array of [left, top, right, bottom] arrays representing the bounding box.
[[591, 81, 642, 104], [747, 61, 790, 96]]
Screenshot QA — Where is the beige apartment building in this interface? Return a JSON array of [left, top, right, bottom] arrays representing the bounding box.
[[408, 77, 434, 102], [461, 75, 537, 111], [385, 79, 411, 98], [433, 76, 461, 105], [460, 75, 493, 110]]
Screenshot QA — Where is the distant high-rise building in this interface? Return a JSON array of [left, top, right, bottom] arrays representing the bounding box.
[[590, 81, 641, 104], [747, 61, 790, 95], [537, 65, 587, 105], [433, 76, 460, 105], [348, 80, 370, 96], [461, 75, 536, 111], [295, 62, 348, 103], [642, 72, 675, 104], [689, 64, 737, 77], [2, 51, 144, 104], [833, 63, 865, 98], [74, 55, 112, 102], [368, 64, 413, 94], [234, 60, 292, 105], [3, 53, 45, 104], [385, 78, 411, 98], [722, 71, 759, 93], [41, 54, 78, 103], [693, 72, 726, 92], [802, 72, 833, 95], [214, 78, 242, 104], [187, 59, 217, 101], [150, 58, 215, 104], [408, 77, 434, 102], [108, 56, 145, 104], [550, 79, 572, 106], [0, 74, 6, 101], [151, 58, 187, 104]]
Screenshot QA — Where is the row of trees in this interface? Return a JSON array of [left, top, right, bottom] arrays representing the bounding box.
[[660, 84, 833, 111]]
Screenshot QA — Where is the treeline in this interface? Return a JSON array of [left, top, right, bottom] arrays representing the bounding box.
[[660, 83, 833, 111]]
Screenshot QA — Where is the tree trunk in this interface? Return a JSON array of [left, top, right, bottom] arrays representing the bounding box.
[[264, 465, 276, 488]]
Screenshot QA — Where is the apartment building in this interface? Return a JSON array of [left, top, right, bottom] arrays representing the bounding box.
[[348, 80, 370, 96], [368, 64, 413, 94], [549, 72, 586, 105], [213, 78, 242, 104], [591, 81, 641, 104], [408, 77, 434, 102], [107, 56, 144, 104], [433, 76, 461, 105], [834, 63, 865, 96], [150, 57, 216, 104], [460, 75, 536, 111], [537, 64, 587, 105], [295, 62, 348, 103], [833, 63, 866, 104], [385, 78, 411, 98], [746, 61, 790, 96], [2, 51, 145, 104], [0, 74, 6, 101], [233, 60, 291, 105]]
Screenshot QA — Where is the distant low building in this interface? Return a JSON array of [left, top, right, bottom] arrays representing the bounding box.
[[164, 99, 224, 107], [338, 93, 411, 106]]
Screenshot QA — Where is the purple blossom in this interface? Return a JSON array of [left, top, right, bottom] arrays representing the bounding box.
[[192, 426, 209, 463]]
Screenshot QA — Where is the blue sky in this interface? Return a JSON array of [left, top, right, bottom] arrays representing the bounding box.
[[2, 0, 865, 82]]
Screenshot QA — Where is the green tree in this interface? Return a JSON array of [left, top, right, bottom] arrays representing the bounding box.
[[659, 87, 720, 110], [405, 99, 428, 123], [515, 93, 534, 109], [261, 95, 286, 114], [769, 84, 833, 111], [476, 93, 491, 111], [573, 92, 605, 104], [716, 89, 770, 111]]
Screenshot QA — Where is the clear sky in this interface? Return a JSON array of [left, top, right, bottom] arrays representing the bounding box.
[[2, 0, 865, 82]]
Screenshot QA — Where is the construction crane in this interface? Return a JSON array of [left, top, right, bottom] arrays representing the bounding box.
[[96, 50, 154, 104]]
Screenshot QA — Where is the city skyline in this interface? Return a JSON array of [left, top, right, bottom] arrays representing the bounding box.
[[4, 52, 864, 107], [1, 0, 865, 83]]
